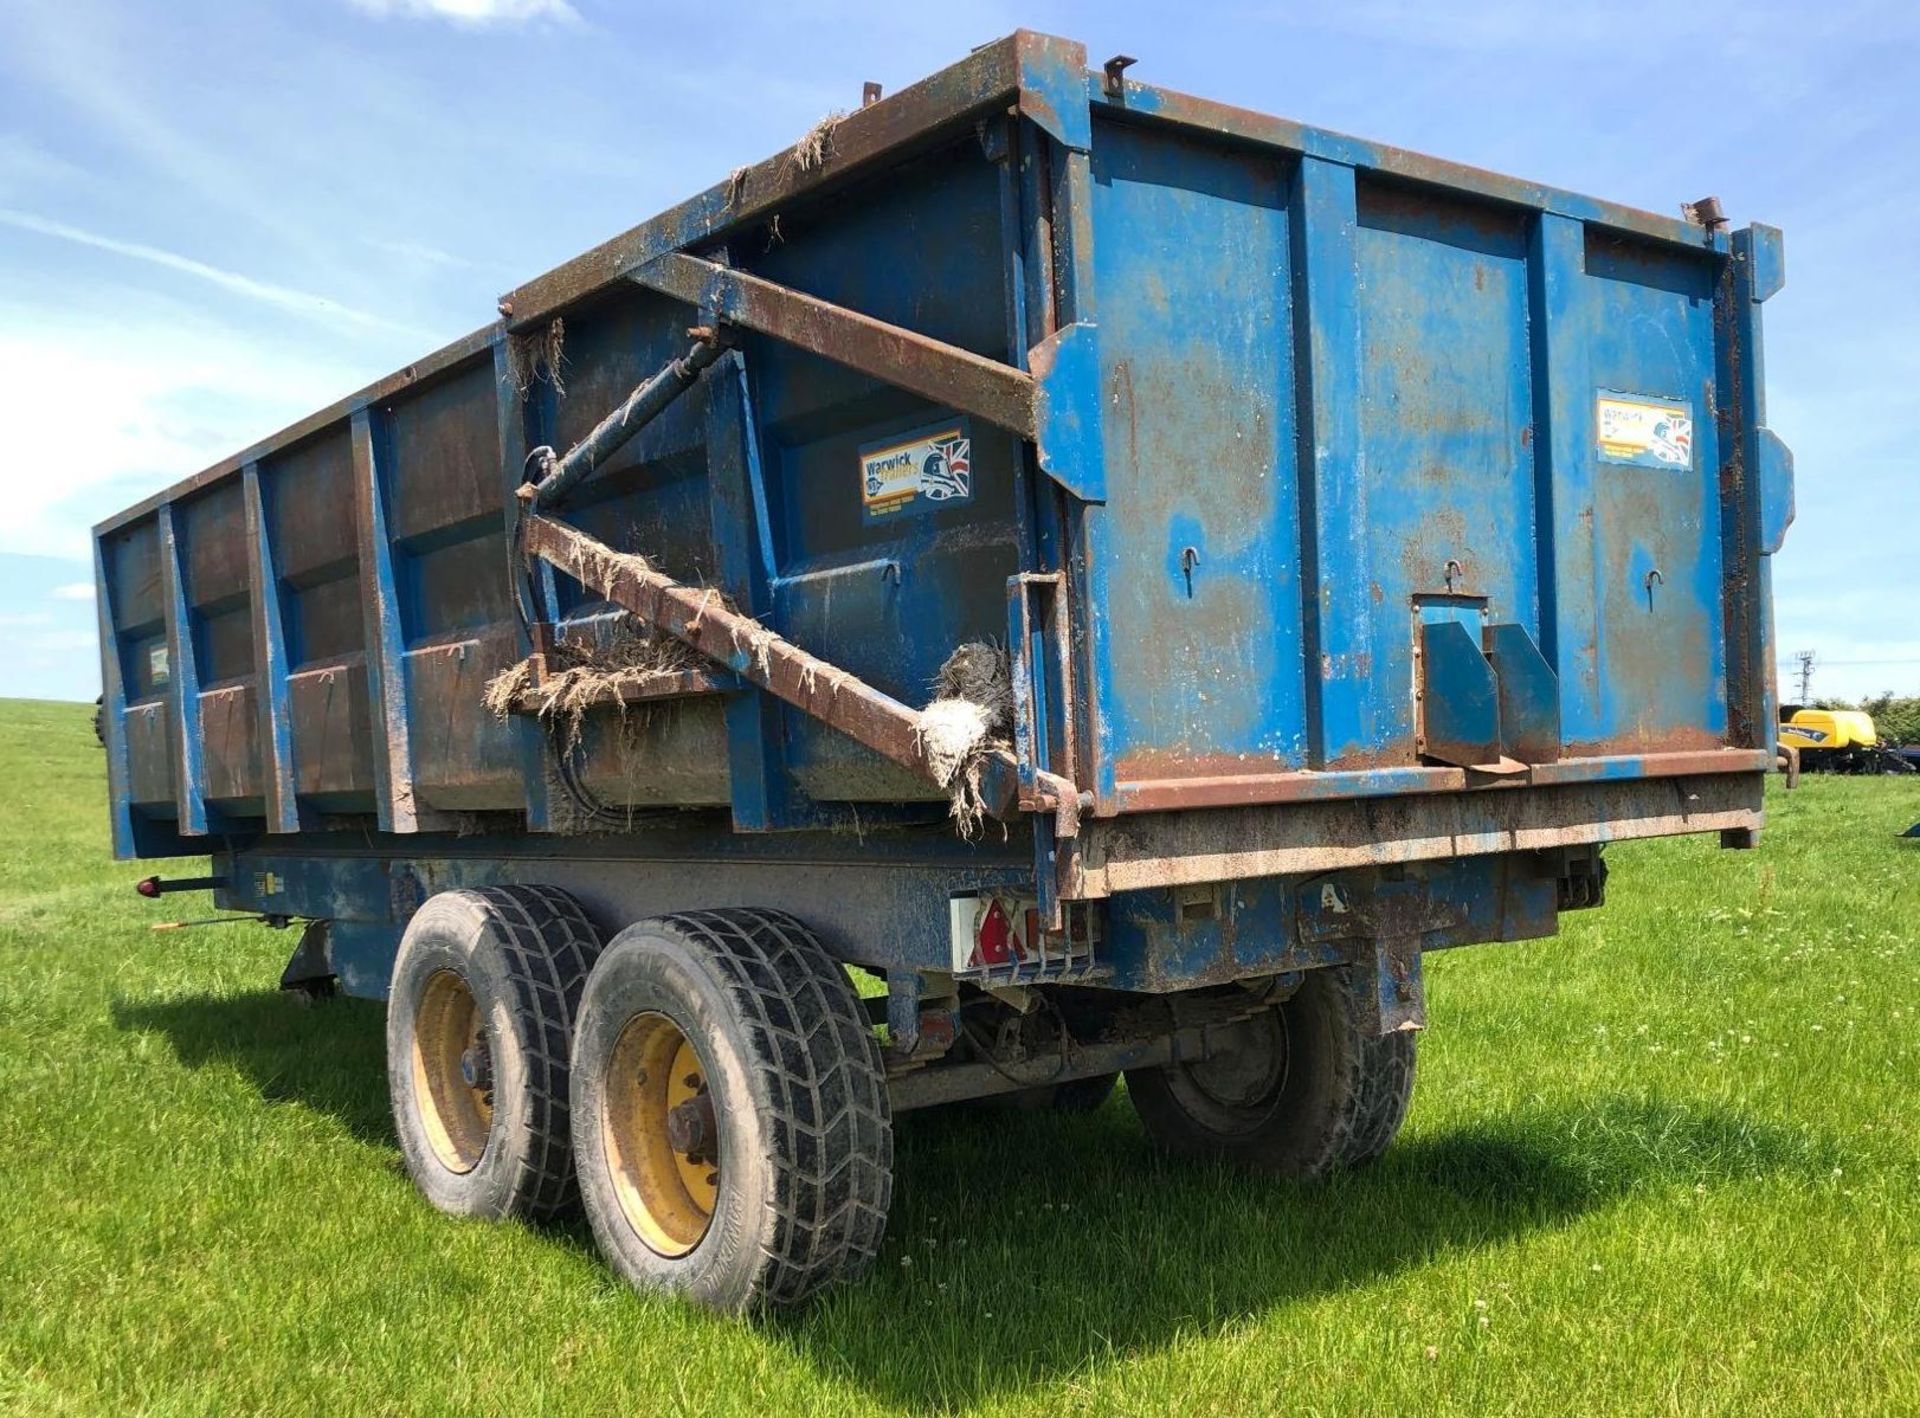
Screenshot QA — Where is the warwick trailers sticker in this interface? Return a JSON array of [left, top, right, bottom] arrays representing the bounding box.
[[859, 419, 972, 521], [1596, 392, 1695, 471]]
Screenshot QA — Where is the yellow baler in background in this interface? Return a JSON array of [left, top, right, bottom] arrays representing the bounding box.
[[1779, 706, 1900, 773]]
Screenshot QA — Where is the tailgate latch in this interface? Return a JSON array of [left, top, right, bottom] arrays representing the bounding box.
[[1413, 596, 1560, 773]]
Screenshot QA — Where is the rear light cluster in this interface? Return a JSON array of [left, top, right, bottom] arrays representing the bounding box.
[[948, 894, 1041, 973], [946, 893, 1100, 979]]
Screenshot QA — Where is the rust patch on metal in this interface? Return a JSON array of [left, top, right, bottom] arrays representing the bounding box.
[[1112, 746, 1768, 815], [289, 658, 374, 799], [501, 33, 1037, 330], [1084, 772, 1764, 898], [198, 683, 262, 803], [1115, 82, 1714, 252], [632, 253, 1037, 439]]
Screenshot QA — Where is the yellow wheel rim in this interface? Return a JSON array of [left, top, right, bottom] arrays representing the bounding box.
[[603, 1012, 720, 1258], [410, 970, 494, 1173]]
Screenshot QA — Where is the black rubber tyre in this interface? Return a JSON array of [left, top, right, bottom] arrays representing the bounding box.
[[571, 909, 893, 1312], [386, 886, 604, 1220], [1125, 967, 1416, 1179], [1339, 1014, 1419, 1168]]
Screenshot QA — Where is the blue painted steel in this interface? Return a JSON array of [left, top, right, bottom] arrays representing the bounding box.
[[241, 464, 307, 834], [1717, 224, 1795, 748], [1014, 36, 1093, 156], [1082, 125, 1308, 797], [1031, 325, 1103, 503], [220, 827, 1034, 999], [218, 830, 1558, 1002], [1579, 235, 1727, 751], [1100, 76, 1730, 258], [1293, 156, 1369, 773], [92, 534, 139, 859], [155, 503, 209, 836], [728, 141, 1028, 805], [327, 920, 407, 1000], [1419, 620, 1501, 767], [1353, 188, 1539, 756], [1756, 430, 1794, 558], [1745, 223, 1786, 304], [1526, 213, 1587, 729], [1484, 622, 1562, 765], [1090, 852, 1559, 993], [351, 410, 415, 833], [492, 339, 553, 834], [93, 35, 1786, 1007], [705, 343, 805, 831]]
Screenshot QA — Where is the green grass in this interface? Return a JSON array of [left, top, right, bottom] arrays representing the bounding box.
[[1, 696, 1916, 1415]]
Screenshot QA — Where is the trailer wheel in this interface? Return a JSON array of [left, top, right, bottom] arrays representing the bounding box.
[[571, 909, 892, 1311], [1125, 968, 1415, 1179], [1339, 1018, 1418, 1168], [386, 886, 604, 1220]]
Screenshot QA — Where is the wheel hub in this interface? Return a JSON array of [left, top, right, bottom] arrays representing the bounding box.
[[459, 1041, 493, 1091], [601, 1013, 720, 1258], [664, 1092, 717, 1165], [1183, 1010, 1287, 1109], [409, 970, 494, 1174]]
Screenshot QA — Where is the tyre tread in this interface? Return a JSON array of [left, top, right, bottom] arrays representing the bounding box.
[[452, 885, 602, 1218], [1127, 966, 1417, 1179], [651, 909, 892, 1307], [1339, 1020, 1418, 1168]]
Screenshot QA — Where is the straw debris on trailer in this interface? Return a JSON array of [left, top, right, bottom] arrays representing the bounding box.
[[92, 30, 1792, 1313]]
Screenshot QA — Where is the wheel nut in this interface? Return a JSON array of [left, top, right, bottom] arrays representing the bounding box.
[[665, 1092, 717, 1160]]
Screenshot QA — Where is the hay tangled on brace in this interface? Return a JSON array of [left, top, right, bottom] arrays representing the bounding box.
[[917, 641, 1013, 839], [506, 318, 567, 398], [483, 626, 699, 756], [789, 111, 845, 173], [932, 640, 1014, 735]]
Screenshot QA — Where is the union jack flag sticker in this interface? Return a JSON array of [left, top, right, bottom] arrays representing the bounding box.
[[921, 436, 971, 500]]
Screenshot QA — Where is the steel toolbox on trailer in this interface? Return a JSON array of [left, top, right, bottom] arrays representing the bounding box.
[[95, 32, 1792, 1309]]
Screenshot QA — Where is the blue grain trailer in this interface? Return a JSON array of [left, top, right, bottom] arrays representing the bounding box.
[[94, 33, 1794, 1311]]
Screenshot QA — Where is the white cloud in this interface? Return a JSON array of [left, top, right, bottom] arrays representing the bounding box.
[[0, 208, 417, 336], [50, 581, 95, 601], [345, 0, 579, 24], [0, 289, 378, 560]]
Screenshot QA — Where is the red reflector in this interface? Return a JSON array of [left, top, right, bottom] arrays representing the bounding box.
[[975, 899, 1017, 967], [136, 876, 161, 898]]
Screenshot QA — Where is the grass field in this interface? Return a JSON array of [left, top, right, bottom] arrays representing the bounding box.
[[0, 697, 1916, 1415]]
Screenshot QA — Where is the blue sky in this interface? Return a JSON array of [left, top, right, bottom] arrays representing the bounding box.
[[0, 0, 1914, 703]]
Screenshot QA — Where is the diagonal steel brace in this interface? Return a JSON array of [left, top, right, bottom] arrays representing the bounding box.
[[521, 512, 1076, 824], [630, 252, 1038, 440]]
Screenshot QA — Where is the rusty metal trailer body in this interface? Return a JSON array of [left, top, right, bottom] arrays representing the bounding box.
[[92, 32, 1793, 1305]]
